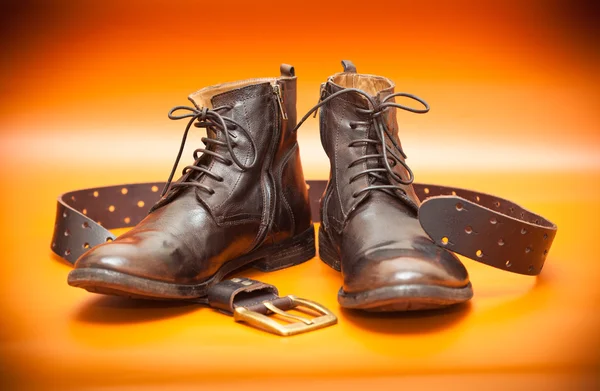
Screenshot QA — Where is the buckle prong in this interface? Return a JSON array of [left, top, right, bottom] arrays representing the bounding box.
[[263, 302, 314, 325]]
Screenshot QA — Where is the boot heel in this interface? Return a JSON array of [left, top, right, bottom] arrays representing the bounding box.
[[318, 226, 341, 271], [253, 225, 316, 272]]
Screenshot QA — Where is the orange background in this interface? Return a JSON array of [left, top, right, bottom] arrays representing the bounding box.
[[1, 0, 599, 389]]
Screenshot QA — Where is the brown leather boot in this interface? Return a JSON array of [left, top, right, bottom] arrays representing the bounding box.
[[68, 65, 315, 299], [298, 61, 473, 311]]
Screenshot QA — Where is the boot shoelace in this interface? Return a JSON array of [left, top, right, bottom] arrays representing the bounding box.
[[161, 106, 257, 197], [294, 88, 429, 199]]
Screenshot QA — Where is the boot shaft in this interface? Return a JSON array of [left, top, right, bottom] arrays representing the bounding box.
[[318, 61, 422, 230], [160, 64, 311, 243]]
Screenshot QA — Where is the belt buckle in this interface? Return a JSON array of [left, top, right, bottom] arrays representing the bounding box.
[[233, 295, 337, 336]]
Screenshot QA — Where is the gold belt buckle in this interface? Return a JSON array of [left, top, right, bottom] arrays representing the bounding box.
[[233, 295, 337, 336]]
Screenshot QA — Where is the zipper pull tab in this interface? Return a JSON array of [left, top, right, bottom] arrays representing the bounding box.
[[313, 83, 327, 118], [273, 84, 288, 121]]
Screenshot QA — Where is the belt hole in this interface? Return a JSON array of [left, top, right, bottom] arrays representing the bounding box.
[[93, 191, 99, 198], [465, 226, 473, 234], [476, 250, 483, 258], [82, 208, 87, 215], [106, 237, 113, 242], [451, 191, 457, 196], [151, 186, 159, 192], [456, 202, 463, 211], [62, 211, 68, 218], [121, 188, 128, 195], [108, 205, 116, 212], [424, 188, 430, 194], [124, 217, 131, 224], [498, 238, 504, 246], [52, 242, 56, 248], [490, 217, 497, 224], [528, 265, 534, 272], [83, 243, 90, 249], [521, 228, 527, 235], [64, 229, 70, 237], [525, 246, 532, 253], [82, 222, 90, 229], [64, 249, 71, 256], [494, 201, 501, 207], [71, 196, 76, 202], [441, 236, 449, 245], [505, 260, 511, 267], [475, 195, 480, 202], [543, 233, 548, 240], [137, 200, 145, 208], [543, 249, 548, 255]]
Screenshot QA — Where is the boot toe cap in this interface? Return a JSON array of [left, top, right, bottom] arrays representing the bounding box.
[[74, 242, 133, 270], [70, 232, 196, 284], [342, 246, 470, 294]]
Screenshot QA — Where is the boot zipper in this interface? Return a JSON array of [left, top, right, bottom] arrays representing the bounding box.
[[313, 83, 327, 118], [273, 84, 288, 121]]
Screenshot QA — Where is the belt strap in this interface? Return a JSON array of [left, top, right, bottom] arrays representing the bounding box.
[[51, 180, 556, 276], [207, 277, 290, 314], [414, 183, 556, 276]]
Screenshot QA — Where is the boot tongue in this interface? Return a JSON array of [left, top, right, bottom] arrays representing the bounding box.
[[183, 90, 225, 179], [188, 87, 215, 110], [365, 90, 420, 208]]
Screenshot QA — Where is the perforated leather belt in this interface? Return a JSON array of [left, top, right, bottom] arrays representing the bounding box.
[[50, 179, 556, 335], [51, 180, 557, 276]]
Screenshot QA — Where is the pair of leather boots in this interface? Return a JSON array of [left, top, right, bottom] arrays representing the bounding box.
[[68, 61, 473, 312]]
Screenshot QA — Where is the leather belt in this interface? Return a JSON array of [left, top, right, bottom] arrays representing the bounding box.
[[51, 180, 557, 276], [50, 180, 556, 334]]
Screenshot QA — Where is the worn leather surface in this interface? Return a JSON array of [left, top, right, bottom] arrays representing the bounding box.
[[332, 193, 470, 293], [71, 69, 312, 285], [319, 62, 471, 294]]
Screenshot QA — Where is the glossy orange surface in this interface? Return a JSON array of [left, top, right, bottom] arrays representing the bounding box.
[[1, 0, 599, 389]]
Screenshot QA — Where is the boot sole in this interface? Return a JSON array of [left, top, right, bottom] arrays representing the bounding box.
[[318, 226, 473, 312], [67, 224, 316, 300]]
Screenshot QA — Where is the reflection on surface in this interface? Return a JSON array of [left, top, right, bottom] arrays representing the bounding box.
[[74, 295, 201, 325], [342, 302, 472, 334]]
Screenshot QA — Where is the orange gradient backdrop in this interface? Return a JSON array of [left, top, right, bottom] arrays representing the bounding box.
[[1, 0, 599, 389]]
